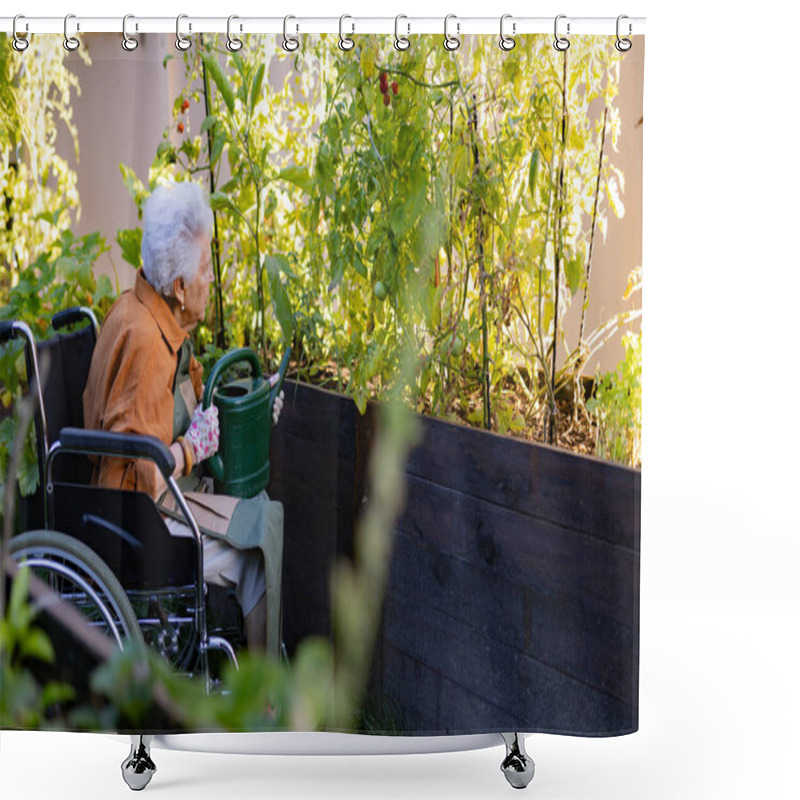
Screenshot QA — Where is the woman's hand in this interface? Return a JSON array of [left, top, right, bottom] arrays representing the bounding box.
[[269, 373, 284, 426], [184, 404, 220, 462]]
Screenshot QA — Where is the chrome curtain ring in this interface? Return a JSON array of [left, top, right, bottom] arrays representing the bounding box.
[[12, 14, 29, 52], [176, 14, 192, 51], [444, 14, 460, 52], [553, 14, 570, 52], [339, 15, 355, 51], [63, 13, 80, 51], [616, 15, 632, 52], [227, 15, 243, 52], [499, 14, 516, 51], [394, 15, 411, 51], [282, 15, 299, 52], [121, 14, 139, 51]]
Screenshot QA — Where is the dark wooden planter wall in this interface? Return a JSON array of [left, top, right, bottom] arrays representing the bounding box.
[[269, 380, 640, 736]]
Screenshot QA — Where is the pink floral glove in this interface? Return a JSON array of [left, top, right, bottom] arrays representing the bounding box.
[[184, 404, 220, 462]]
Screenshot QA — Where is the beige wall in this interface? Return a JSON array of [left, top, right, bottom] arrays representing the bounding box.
[[63, 34, 643, 374]]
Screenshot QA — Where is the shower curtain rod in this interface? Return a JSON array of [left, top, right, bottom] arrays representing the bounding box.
[[1, 15, 646, 37]]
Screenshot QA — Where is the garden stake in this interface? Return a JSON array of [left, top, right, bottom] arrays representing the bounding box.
[[200, 34, 227, 350]]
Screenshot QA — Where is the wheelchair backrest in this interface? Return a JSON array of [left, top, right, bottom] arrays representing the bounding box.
[[12, 309, 98, 528]]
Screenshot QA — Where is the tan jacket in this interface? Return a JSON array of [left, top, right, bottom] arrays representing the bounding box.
[[82, 270, 203, 499]]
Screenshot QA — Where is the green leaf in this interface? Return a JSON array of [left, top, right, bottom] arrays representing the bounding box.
[[209, 191, 237, 213], [162, 54, 173, 69], [209, 134, 227, 167], [9, 567, 33, 632], [200, 114, 217, 134], [528, 148, 540, 199], [352, 252, 368, 279], [263, 255, 295, 342], [202, 53, 236, 113], [565, 253, 584, 297], [278, 166, 313, 194], [250, 63, 265, 109], [20, 628, 55, 664], [116, 228, 142, 269]]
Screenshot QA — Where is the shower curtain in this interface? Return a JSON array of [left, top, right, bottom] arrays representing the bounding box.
[[1, 28, 642, 738]]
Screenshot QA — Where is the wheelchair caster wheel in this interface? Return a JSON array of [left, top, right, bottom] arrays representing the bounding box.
[[122, 735, 157, 791], [500, 733, 535, 789]]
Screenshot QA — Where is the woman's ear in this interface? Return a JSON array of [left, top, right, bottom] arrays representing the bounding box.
[[173, 276, 186, 305]]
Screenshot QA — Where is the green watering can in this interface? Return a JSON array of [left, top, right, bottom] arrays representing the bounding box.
[[202, 347, 291, 498]]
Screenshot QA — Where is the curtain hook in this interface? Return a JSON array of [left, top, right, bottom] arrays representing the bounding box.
[[12, 14, 29, 52], [444, 14, 460, 52], [339, 14, 355, 51], [176, 14, 192, 51], [553, 14, 570, 52], [122, 14, 139, 51], [63, 13, 80, 51], [227, 15, 243, 52], [282, 15, 299, 52], [394, 14, 411, 51], [615, 15, 632, 52], [499, 14, 516, 51]]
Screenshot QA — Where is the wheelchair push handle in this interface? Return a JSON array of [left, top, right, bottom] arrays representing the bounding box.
[[52, 306, 99, 337], [58, 427, 176, 478], [0, 320, 14, 344]]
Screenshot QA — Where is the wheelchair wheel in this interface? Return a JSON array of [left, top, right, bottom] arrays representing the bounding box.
[[10, 530, 145, 651]]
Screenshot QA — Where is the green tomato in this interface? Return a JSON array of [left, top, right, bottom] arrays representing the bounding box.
[[451, 335, 463, 356], [374, 281, 388, 301]]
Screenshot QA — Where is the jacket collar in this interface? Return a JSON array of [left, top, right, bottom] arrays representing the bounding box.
[[134, 269, 188, 354]]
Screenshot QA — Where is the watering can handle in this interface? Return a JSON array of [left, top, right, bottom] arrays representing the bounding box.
[[202, 348, 263, 410]]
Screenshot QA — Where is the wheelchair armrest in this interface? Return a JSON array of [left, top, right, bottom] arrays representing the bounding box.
[[58, 427, 176, 479]]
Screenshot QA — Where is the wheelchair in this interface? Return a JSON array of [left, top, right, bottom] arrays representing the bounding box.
[[1, 307, 277, 692]]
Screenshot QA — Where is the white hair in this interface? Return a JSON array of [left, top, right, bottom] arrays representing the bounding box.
[[141, 182, 213, 296]]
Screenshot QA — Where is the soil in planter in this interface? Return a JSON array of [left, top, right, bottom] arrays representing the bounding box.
[[288, 361, 600, 460]]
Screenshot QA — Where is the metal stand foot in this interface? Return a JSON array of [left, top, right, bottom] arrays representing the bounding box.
[[500, 733, 535, 789], [121, 735, 157, 791]]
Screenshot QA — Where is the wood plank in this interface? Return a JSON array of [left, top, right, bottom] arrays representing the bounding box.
[[385, 530, 637, 703], [378, 592, 636, 734], [369, 644, 528, 734], [406, 415, 640, 548], [397, 474, 638, 627], [276, 381, 358, 461]]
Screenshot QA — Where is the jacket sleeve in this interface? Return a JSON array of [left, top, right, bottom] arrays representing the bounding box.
[[94, 328, 177, 499]]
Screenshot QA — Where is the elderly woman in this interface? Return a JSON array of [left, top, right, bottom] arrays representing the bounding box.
[[83, 181, 282, 653]]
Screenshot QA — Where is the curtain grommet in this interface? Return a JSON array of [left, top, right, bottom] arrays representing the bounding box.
[[282, 15, 300, 52], [339, 14, 355, 51], [12, 14, 29, 51], [615, 15, 633, 52], [499, 14, 516, 51], [175, 14, 192, 51], [444, 14, 461, 52], [227, 15, 243, 52], [63, 13, 80, 52], [394, 15, 411, 51], [121, 14, 139, 51], [553, 14, 570, 52]]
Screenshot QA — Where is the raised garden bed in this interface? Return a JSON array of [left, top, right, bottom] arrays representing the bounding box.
[[270, 380, 640, 736]]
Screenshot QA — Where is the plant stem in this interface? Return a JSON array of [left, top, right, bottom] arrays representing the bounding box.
[[468, 95, 491, 431], [200, 35, 227, 350], [548, 49, 568, 446], [579, 105, 608, 350]]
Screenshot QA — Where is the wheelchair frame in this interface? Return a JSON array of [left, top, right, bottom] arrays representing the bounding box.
[[2, 309, 240, 687]]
